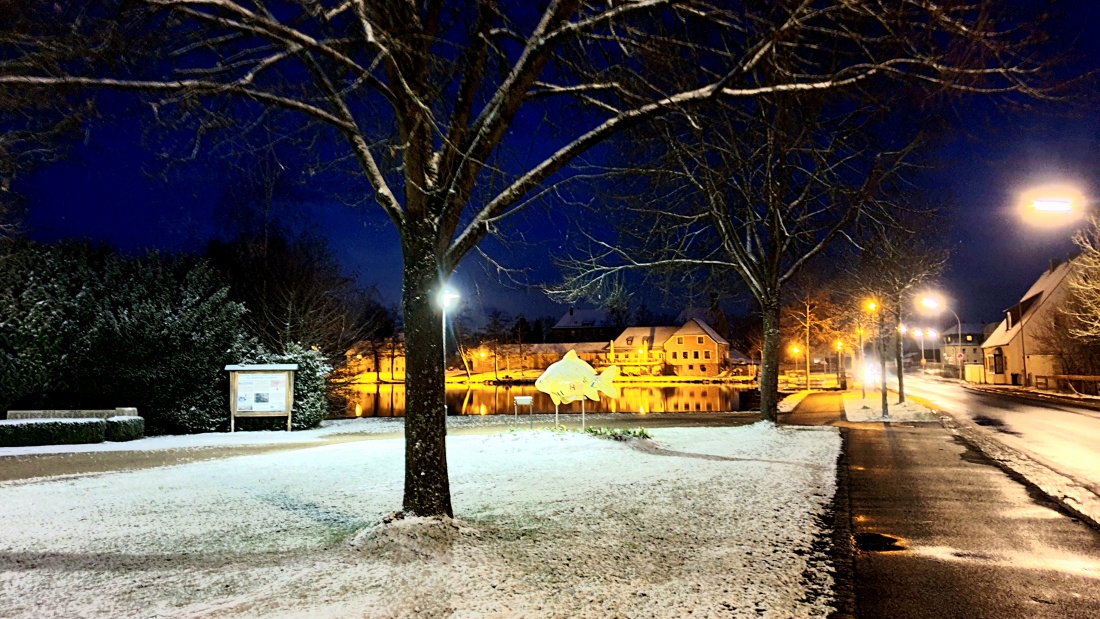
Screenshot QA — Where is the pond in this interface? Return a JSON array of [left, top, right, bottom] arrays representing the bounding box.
[[345, 382, 760, 417]]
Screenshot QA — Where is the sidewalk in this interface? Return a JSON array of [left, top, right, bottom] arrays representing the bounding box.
[[789, 392, 1100, 618]]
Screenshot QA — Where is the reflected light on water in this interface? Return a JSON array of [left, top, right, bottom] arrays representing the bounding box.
[[345, 382, 757, 417]]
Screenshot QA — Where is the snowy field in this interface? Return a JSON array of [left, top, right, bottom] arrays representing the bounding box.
[[0, 423, 840, 618]]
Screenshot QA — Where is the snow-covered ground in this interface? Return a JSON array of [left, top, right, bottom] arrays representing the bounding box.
[[778, 390, 815, 413], [0, 423, 841, 618], [842, 391, 939, 422]]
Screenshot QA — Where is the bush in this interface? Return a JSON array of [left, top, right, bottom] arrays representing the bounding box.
[[0, 241, 250, 435], [105, 416, 144, 442], [0, 418, 105, 447], [234, 343, 331, 431]]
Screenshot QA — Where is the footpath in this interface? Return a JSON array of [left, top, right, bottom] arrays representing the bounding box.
[[787, 392, 1100, 619]]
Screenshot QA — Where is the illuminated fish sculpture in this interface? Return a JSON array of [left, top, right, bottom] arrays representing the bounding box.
[[535, 350, 620, 406]]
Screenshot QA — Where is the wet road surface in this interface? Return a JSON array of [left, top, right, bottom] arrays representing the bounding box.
[[788, 392, 1100, 618]]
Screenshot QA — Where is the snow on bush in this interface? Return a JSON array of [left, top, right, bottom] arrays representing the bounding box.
[[104, 416, 144, 442], [0, 418, 105, 447], [234, 342, 331, 430], [0, 241, 251, 435]]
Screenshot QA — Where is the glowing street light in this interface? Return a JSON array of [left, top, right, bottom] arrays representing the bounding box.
[[439, 288, 460, 379], [921, 295, 962, 373], [1019, 183, 1087, 228]]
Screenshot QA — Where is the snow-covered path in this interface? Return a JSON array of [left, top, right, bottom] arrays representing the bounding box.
[[0, 424, 840, 618]]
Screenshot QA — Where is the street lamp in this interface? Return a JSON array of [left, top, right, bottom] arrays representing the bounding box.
[[866, 298, 887, 417], [1019, 183, 1087, 228], [835, 340, 845, 389], [921, 296, 962, 375], [438, 288, 460, 378], [790, 345, 806, 390]]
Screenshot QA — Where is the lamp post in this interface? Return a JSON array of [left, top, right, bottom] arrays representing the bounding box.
[[439, 288, 460, 380], [857, 326, 866, 399], [866, 299, 887, 417], [921, 296, 962, 375], [835, 340, 845, 390], [790, 345, 806, 390], [913, 328, 925, 370]]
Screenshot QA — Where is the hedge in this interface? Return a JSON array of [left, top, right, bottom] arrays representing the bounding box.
[[105, 416, 145, 442], [0, 418, 105, 447]]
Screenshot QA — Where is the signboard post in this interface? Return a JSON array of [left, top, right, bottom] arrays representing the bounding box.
[[225, 364, 299, 432]]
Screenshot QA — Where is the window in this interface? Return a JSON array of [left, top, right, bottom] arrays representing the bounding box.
[[643, 337, 649, 345], [701, 365, 707, 372], [688, 364, 694, 370], [626, 336, 634, 345], [671, 351, 677, 359], [704, 350, 712, 359], [697, 336, 704, 344], [677, 336, 683, 345], [966, 335, 973, 341], [693, 351, 699, 359]]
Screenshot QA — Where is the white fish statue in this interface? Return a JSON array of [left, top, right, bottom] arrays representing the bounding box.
[[535, 350, 620, 405]]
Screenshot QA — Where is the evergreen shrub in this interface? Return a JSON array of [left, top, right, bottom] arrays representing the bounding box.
[[0, 418, 105, 447], [105, 416, 144, 442]]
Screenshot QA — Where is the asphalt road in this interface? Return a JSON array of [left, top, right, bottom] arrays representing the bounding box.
[[905, 374, 1100, 495], [789, 392, 1100, 618]]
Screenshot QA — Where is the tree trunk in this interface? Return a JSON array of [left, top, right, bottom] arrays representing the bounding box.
[[894, 300, 905, 404], [879, 307, 889, 417], [759, 297, 782, 422], [400, 225, 453, 518]]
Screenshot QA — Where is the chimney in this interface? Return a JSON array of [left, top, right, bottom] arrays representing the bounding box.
[[569, 307, 574, 316], [1050, 258, 1062, 272]]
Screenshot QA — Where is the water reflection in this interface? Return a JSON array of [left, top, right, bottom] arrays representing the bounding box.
[[346, 383, 758, 417]]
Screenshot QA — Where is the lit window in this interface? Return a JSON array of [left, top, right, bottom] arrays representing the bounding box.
[[966, 335, 973, 341]]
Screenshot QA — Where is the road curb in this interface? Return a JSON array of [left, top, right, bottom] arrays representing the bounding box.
[[938, 413, 1100, 532], [828, 427, 856, 619]]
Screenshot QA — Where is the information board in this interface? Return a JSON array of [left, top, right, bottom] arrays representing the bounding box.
[[236, 372, 290, 413]]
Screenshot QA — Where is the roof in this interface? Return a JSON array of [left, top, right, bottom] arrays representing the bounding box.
[[528, 342, 609, 355], [729, 348, 752, 364], [672, 319, 730, 346], [934, 323, 987, 337], [982, 258, 1075, 349], [611, 326, 680, 350], [552, 308, 612, 330]]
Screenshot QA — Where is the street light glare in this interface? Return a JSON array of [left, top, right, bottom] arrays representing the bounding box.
[[438, 288, 460, 309], [1019, 183, 1086, 227], [1032, 199, 1073, 212], [921, 296, 940, 310]]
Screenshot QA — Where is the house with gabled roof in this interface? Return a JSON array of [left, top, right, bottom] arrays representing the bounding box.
[[981, 257, 1076, 386], [609, 326, 681, 376], [664, 319, 731, 377]]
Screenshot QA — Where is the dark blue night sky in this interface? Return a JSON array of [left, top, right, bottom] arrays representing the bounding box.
[[17, 1, 1100, 330]]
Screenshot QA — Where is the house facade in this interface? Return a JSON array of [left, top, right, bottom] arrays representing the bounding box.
[[662, 319, 731, 377], [939, 323, 990, 366], [980, 258, 1075, 386], [608, 326, 680, 376]]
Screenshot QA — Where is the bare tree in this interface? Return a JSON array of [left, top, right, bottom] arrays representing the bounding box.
[[783, 279, 842, 390], [1064, 219, 1100, 341], [847, 223, 948, 407], [1, 0, 1058, 516]]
